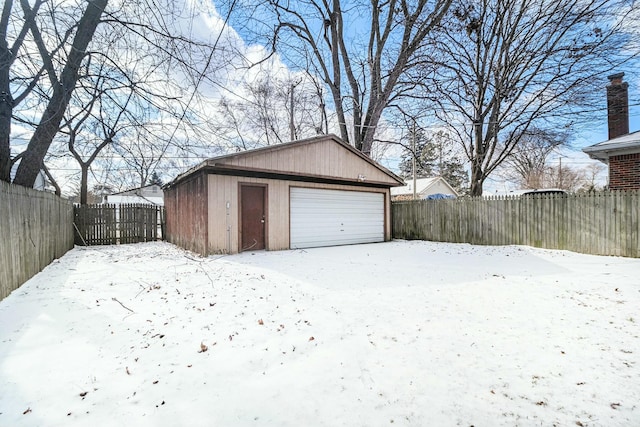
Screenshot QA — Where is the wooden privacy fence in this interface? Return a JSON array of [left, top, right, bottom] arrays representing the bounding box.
[[74, 203, 165, 245], [392, 191, 640, 258], [1, 181, 74, 301]]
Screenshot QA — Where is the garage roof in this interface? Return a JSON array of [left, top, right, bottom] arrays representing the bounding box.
[[165, 134, 404, 189]]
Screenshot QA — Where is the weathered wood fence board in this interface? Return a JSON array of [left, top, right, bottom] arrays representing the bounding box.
[[120, 203, 161, 244], [74, 204, 117, 245], [392, 191, 640, 258], [0, 181, 74, 301], [74, 203, 164, 245]]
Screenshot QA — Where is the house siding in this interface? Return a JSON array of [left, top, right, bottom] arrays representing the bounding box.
[[164, 172, 208, 255], [609, 153, 640, 190], [426, 180, 456, 196], [206, 174, 391, 255]]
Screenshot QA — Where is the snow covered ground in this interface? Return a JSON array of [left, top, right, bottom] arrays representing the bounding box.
[[0, 240, 639, 427]]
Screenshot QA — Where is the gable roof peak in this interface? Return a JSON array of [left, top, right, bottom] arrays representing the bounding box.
[[166, 134, 403, 188]]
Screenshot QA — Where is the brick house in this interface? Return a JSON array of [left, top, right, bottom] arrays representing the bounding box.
[[583, 73, 640, 190]]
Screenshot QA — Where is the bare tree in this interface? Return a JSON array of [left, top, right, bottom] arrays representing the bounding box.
[[424, 0, 638, 195], [12, 0, 108, 187], [3, 0, 231, 188], [502, 128, 567, 188], [1, 0, 96, 182], [216, 71, 324, 150], [0, 0, 41, 181], [113, 128, 167, 188], [50, 15, 195, 204], [248, 0, 451, 155], [61, 66, 135, 205], [542, 164, 584, 192], [578, 162, 606, 192]]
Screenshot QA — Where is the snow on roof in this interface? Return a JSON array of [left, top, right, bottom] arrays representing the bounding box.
[[583, 130, 640, 161], [106, 193, 164, 206], [390, 177, 457, 196], [110, 184, 163, 197]]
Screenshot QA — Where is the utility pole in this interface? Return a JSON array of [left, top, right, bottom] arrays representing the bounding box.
[[558, 157, 563, 189], [289, 80, 301, 141], [438, 140, 443, 175]]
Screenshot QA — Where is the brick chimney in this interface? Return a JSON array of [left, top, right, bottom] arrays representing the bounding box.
[[606, 72, 629, 140]]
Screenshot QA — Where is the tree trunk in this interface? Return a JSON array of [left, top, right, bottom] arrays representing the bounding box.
[[0, 84, 11, 182], [470, 164, 484, 197], [360, 102, 386, 156], [13, 0, 107, 188], [470, 118, 486, 196], [0, 1, 13, 182], [80, 164, 89, 205], [42, 164, 60, 196]]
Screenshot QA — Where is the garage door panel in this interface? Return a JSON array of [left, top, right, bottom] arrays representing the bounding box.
[[290, 188, 384, 249]]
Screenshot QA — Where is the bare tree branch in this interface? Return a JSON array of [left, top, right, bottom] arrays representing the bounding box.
[[422, 0, 638, 195]]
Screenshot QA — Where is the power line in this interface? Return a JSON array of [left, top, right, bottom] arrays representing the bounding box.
[[149, 0, 239, 177]]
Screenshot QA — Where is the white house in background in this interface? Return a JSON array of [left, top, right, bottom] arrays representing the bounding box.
[[9, 161, 53, 192], [390, 177, 459, 201], [105, 184, 164, 206]]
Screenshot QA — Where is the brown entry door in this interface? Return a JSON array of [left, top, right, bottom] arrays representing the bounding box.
[[240, 185, 266, 251]]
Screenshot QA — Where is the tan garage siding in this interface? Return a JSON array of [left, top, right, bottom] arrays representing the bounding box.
[[206, 174, 391, 254], [165, 171, 208, 255], [214, 136, 397, 186], [165, 135, 403, 256]]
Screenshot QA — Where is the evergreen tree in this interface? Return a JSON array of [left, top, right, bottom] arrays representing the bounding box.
[[148, 172, 163, 186], [398, 130, 469, 194], [440, 158, 469, 195], [398, 128, 438, 179]]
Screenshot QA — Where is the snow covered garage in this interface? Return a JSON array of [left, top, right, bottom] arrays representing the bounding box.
[[163, 135, 404, 255]]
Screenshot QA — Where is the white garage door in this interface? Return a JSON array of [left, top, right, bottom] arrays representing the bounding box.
[[290, 188, 384, 249]]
